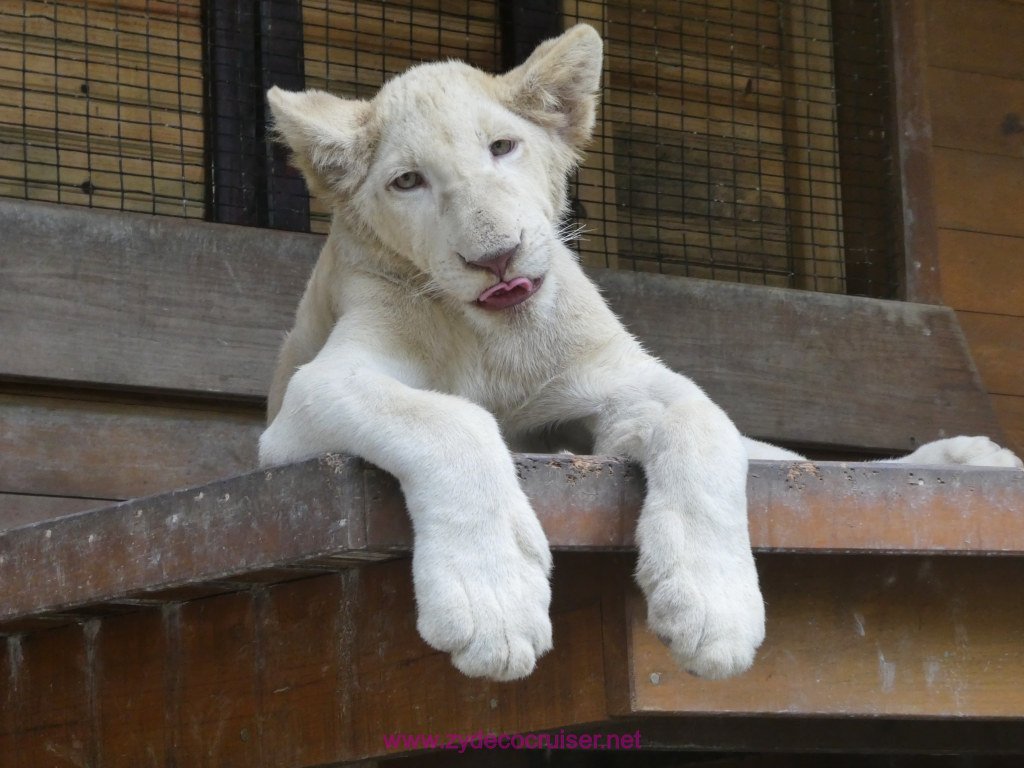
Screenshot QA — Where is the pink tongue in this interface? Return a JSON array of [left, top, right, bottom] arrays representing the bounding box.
[[477, 276, 535, 306]]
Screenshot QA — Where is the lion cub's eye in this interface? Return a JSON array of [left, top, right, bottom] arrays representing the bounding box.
[[490, 139, 517, 157], [390, 171, 424, 190]]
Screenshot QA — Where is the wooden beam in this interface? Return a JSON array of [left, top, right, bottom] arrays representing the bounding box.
[[2, 457, 1024, 762], [889, 0, 943, 303], [0, 199, 1004, 453], [1, 455, 1022, 631]]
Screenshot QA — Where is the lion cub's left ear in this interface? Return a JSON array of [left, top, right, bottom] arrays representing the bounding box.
[[501, 24, 603, 151]]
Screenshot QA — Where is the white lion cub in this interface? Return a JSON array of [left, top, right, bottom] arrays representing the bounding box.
[[259, 25, 1021, 682]]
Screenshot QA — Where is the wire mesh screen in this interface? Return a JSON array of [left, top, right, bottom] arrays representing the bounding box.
[[0, 1, 204, 217], [0, 0, 900, 297]]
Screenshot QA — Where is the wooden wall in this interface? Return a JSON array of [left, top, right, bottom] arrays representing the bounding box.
[[923, 0, 1024, 453]]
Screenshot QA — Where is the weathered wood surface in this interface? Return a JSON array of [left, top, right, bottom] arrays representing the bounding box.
[[1, 455, 1022, 632], [0, 199, 1004, 453], [588, 269, 1002, 450], [625, 555, 1024, 717], [0, 390, 263, 513], [4, 552, 1024, 766]]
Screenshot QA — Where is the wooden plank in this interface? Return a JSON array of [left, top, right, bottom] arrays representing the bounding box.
[[178, 593, 261, 765], [625, 554, 1024, 717], [933, 148, 1024, 238], [0, 199, 318, 398], [95, 610, 172, 765], [929, 67, 1024, 158], [0, 494, 106, 531], [939, 229, 1024, 316], [258, 574, 353, 765], [590, 269, 1004, 450], [349, 556, 614, 758], [2, 200, 1004, 453], [956, 312, 1024, 397], [6, 556, 1024, 764], [0, 391, 263, 507], [993, 394, 1024, 455], [926, 0, 1024, 80], [2, 456, 1023, 632], [8, 623, 94, 765], [555, 716, 1024, 754], [891, 0, 942, 303]]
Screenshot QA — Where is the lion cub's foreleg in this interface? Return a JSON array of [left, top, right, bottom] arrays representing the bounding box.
[[259, 341, 553, 681], [585, 356, 765, 680]]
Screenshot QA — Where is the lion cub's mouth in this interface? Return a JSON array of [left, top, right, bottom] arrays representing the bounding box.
[[476, 276, 543, 310]]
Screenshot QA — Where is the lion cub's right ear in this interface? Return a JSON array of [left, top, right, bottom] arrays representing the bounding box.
[[266, 86, 373, 198]]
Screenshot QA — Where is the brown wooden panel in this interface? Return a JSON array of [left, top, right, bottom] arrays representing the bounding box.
[[258, 574, 352, 765], [177, 593, 260, 765], [350, 555, 617, 760], [626, 555, 1024, 717], [891, 0, 941, 303], [933, 148, 1024, 239], [95, 610, 172, 765], [3, 456, 1024, 634], [591, 269, 1004, 450], [0, 391, 263, 504], [992, 394, 1024, 455], [956, 312, 1024, 397], [0, 199, 319, 398], [10, 624, 94, 765], [926, 0, 1024, 80], [939, 229, 1024, 316], [1, 199, 1004, 452], [929, 67, 1024, 157], [0, 494, 105, 531]]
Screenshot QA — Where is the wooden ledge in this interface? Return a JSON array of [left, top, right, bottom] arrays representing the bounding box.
[[4, 458, 1024, 761], [1, 455, 1021, 632], [1, 199, 1004, 454]]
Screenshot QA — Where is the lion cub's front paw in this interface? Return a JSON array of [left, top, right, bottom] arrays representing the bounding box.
[[901, 436, 1023, 469], [640, 558, 765, 680], [412, 499, 553, 681]]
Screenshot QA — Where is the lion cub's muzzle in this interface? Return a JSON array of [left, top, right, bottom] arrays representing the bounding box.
[[464, 242, 544, 311]]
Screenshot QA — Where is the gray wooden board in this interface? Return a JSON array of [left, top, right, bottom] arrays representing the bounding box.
[[1, 199, 1002, 452], [1, 454, 1022, 631], [0, 391, 263, 508], [0, 198, 319, 397]]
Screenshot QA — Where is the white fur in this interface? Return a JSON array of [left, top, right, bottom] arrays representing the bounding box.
[[259, 25, 1021, 682]]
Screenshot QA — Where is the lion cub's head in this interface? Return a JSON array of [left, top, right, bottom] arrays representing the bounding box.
[[267, 24, 603, 319]]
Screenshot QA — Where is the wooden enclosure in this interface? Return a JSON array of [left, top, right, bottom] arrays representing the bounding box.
[[2, 198, 1022, 765]]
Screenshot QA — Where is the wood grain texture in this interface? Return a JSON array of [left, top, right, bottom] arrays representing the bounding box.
[[627, 555, 1024, 717], [938, 229, 1024, 316], [992, 394, 1024, 455], [0, 199, 319, 398], [2, 455, 1023, 632], [933, 148, 1024, 239], [590, 269, 1003, 450], [2, 200, 1003, 454], [929, 67, 1024, 158], [926, 0, 1024, 80], [891, 0, 942, 303], [956, 312, 1024, 397], [0, 391, 263, 509], [5, 551, 1024, 764]]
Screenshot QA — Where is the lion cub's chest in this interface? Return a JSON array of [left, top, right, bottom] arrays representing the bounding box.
[[435, 332, 567, 425]]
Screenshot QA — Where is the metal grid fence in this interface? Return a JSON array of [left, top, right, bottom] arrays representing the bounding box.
[[0, 0, 900, 297]]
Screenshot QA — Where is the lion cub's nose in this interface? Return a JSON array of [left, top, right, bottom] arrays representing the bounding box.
[[467, 245, 519, 279]]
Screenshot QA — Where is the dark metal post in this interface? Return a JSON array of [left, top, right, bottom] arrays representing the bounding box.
[[499, 0, 563, 69], [202, 0, 308, 231]]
